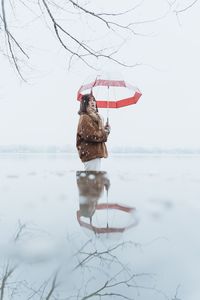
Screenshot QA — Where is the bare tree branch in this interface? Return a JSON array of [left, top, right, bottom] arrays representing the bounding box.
[[174, 0, 199, 13], [97, 1, 144, 17], [68, 0, 144, 35], [1, 0, 193, 79], [1, 0, 29, 80], [68, 0, 111, 29], [41, 0, 140, 69]]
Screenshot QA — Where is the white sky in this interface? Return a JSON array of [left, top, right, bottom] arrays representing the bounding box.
[[0, 0, 200, 149]]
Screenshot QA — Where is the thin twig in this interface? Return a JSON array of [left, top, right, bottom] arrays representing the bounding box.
[[174, 0, 199, 13]]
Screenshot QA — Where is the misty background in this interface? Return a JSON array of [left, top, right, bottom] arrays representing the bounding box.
[[0, 0, 200, 152]]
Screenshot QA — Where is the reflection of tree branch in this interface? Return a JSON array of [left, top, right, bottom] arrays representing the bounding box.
[[0, 222, 179, 299], [21, 271, 59, 300], [70, 236, 173, 300], [14, 222, 26, 242], [0, 263, 16, 300], [79, 269, 168, 300], [81, 279, 133, 300], [172, 284, 181, 300], [0, 223, 26, 299], [74, 241, 133, 270], [23, 281, 47, 300], [45, 272, 59, 300]]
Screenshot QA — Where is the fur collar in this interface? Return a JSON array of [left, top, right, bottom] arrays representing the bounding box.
[[86, 108, 103, 129]]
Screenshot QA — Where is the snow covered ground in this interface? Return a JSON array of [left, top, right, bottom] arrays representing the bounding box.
[[0, 153, 199, 300]]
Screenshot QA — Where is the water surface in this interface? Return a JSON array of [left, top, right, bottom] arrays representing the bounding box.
[[0, 153, 199, 299]]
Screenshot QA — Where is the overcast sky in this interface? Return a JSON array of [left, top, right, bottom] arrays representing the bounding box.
[[0, 0, 200, 149]]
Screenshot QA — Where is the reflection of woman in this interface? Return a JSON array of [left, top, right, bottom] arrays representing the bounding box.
[[76, 94, 110, 171], [76, 171, 138, 235], [76, 171, 110, 222]]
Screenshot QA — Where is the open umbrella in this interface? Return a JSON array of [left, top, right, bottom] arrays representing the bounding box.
[[77, 76, 142, 109]]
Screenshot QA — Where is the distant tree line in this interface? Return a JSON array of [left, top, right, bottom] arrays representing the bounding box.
[[1, 144, 200, 154]]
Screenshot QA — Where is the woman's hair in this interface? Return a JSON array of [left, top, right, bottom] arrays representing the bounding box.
[[78, 93, 98, 115]]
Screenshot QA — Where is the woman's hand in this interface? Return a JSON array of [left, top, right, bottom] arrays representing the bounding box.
[[104, 123, 111, 135]]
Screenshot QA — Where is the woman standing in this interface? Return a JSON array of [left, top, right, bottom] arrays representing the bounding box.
[[76, 94, 110, 171]]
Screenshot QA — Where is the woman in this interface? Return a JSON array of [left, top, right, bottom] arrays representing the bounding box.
[[76, 93, 110, 171]]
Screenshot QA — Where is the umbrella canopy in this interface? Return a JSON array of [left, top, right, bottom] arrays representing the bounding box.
[[77, 78, 142, 109]]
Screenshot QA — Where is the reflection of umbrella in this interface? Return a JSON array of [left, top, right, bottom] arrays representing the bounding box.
[[77, 203, 138, 235], [76, 171, 139, 237], [77, 77, 142, 109]]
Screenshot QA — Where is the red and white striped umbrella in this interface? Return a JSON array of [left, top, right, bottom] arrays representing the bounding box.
[[77, 77, 142, 109]]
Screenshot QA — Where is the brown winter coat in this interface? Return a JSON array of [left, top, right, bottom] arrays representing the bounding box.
[[76, 113, 108, 162]]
